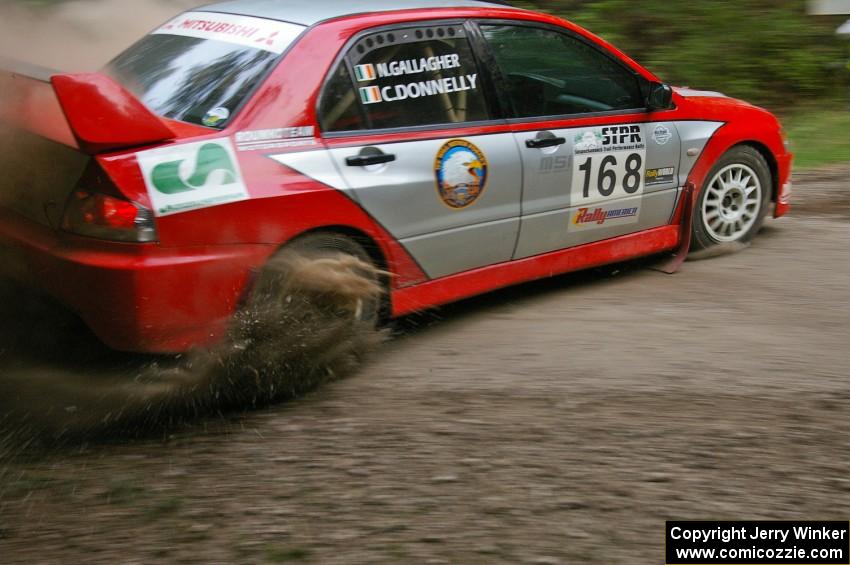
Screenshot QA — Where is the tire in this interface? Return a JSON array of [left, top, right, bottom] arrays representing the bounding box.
[[250, 232, 384, 326], [691, 145, 772, 251]]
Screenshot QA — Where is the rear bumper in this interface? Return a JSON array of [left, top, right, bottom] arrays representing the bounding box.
[[0, 208, 273, 353]]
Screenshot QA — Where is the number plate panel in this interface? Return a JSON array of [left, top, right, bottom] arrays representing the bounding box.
[[569, 125, 647, 231], [570, 125, 647, 206]]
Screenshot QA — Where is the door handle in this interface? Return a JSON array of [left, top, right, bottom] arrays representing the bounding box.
[[345, 153, 396, 167], [525, 137, 566, 149]]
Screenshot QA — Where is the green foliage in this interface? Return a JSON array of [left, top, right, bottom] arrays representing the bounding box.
[[515, 0, 847, 109], [786, 106, 850, 169]]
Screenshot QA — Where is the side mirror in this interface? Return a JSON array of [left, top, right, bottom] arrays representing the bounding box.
[[647, 82, 674, 111]]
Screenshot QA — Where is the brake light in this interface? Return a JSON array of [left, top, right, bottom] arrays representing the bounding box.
[[63, 190, 157, 243]]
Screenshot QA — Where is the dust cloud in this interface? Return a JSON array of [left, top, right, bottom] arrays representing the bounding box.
[[0, 0, 201, 71], [0, 252, 385, 452], [0, 0, 385, 453]]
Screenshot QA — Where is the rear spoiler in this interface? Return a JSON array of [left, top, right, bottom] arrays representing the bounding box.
[[0, 57, 174, 154]]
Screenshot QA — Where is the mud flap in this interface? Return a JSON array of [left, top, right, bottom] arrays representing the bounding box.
[[651, 182, 694, 274]]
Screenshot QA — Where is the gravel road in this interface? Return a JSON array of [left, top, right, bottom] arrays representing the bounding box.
[[0, 166, 848, 564]]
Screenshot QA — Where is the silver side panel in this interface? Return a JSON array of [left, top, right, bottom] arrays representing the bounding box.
[[271, 120, 724, 278], [268, 149, 349, 194], [324, 135, 522, 241], [401, 216, 520, 278], [674, 121, 724, 187], [514, 189, 678, 259], [276, 134, 524, 279], [512, 122, 683, 260]]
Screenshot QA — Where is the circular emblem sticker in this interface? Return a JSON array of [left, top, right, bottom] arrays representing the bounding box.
[[653, 124, 672, 146], [434, 139, 488, 209], [202, 106, 231, 128]]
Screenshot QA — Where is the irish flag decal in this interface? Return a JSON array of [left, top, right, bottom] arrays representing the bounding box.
[[359, 86, 382, 105], [354, 64, 376, 82]]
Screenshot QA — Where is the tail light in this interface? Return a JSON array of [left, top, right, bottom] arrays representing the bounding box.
[[63, 190, 157, 243]]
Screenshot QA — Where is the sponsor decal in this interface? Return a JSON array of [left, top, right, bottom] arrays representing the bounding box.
[[237, 139, 316, 152], [571, 125, 647, 207], [354, 64, 377, 82], [540, 154, 569, 174], [574, 125, 644, 155], [235, 126, 315, 151], [652, 124, 672, 145], [574, 130, 604, 152], [646, 166, 676, 185], [235, 126, 315, 143], [572, 206, 639, 226], [358, 74, 477, 105], [136, 139, 249, 216], [434, 139, 488, 209], [154, 11, 303, 54], [202, 106, 230, 128], [374, 54, 461, 78]]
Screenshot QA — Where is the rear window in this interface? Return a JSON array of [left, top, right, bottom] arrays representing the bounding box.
[[105, 11, 304, 128]]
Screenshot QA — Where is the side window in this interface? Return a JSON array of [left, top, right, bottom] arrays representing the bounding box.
[[320, 64, 367, 132], [479, 25, 644, 118], [319, 24, 490, 132]]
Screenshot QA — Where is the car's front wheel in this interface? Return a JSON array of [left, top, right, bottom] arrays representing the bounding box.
[[692, 145, 771, 250]]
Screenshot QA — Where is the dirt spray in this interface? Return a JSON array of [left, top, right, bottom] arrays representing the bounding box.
[[0, 0, 385, 451], [0, 252, 385, 450]]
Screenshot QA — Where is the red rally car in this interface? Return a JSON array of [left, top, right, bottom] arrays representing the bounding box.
[[0, 0, 792, 353]]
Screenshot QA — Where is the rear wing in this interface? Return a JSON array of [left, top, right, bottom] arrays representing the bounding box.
[[0, 57, 55, 82], [0, 57, 174, 154], [0, 58, 77, 148]]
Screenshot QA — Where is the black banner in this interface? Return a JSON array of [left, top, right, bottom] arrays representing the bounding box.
[[666, 521, 850, 564]]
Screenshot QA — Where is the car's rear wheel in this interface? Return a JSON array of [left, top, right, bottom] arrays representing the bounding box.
[[250, 232, 384, 326], [692, 146, 771, 250]]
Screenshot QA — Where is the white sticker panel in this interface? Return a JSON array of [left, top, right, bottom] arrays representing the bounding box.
[[137, 138, 250, 217], [570, 125, 647, 205], [154, 11, 304, 54], [568, 125, 647, 231]]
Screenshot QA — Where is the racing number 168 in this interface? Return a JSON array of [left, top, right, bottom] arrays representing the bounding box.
[[577, 153, 643, 198]]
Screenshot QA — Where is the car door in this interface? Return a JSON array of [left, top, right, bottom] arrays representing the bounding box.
[[308, 22, 523, 280], [475, 23, 683, 259]]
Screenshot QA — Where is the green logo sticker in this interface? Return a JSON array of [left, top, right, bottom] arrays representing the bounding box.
[[151, 143, 238, 194], [137, 139, 249, 217], [574, 130, 604, 152]]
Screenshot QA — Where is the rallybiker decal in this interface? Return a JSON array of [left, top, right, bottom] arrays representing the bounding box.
[[136, 139, 249, 217], [572, 206, 639, 227], [434, 139, 488, 209], [359, 74, 478, 104]]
